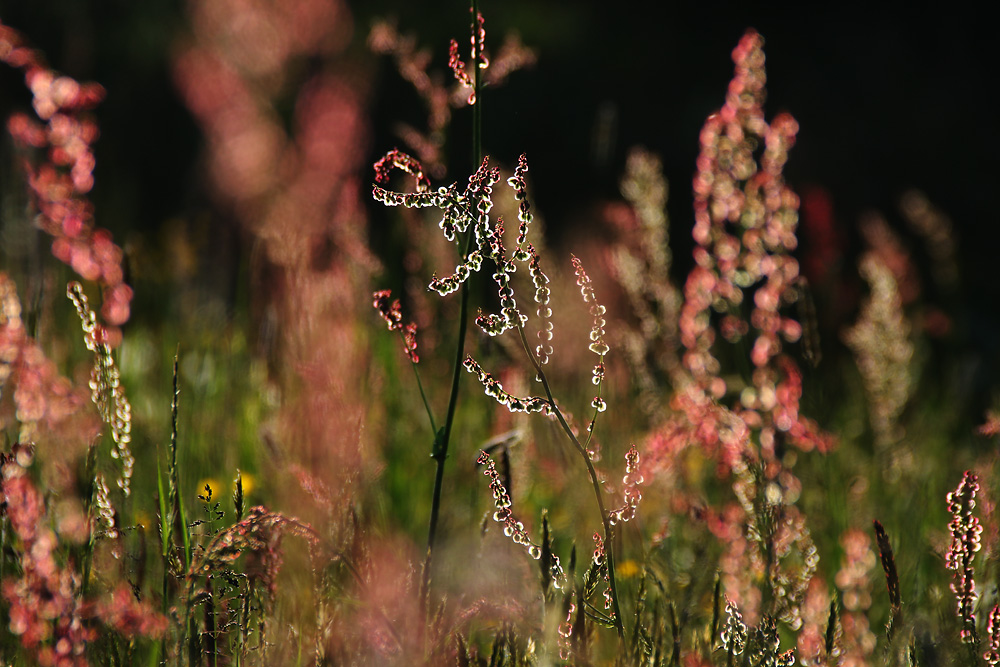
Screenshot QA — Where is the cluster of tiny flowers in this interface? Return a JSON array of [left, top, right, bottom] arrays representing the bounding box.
[[373, 147, 431, 192], [986, 604, 1000, 666], [946, 470, 982, 643], [447, 39, 473, 100], [676, 29, 830, 458], [1, 467, 95, 665], [557, 594, 576, 661], [68, 282, 134, 496], [373, 152, 499, 297], [476, 216, 528, 336], [477, 450, 558, 570], [747, 616, 795, 667], [464, 356, 550, 414], [447, 10, 488, 105], [94, 584, 167, 640], [721, 597, 748, 655], [772, 512, 819, 631], [572, 255, 609, 413], [842, 251, 913, 448], [1, 21, 132, 342], [611, 147, 683, 419], [372, 289, 419, 363], [591, 532, 614, 616], [795, 578, 834, 665], [507, 153, 534, 258], [191, 506, 319, 600], [834, 529, 877, 663], [92, 474, 122, 561], [372, 150, 565, 395], [528, 245, 553, 364], [505, 155, 555, 364], [369, 14, 534, 178], [609, 446, 643, 525], [1, 273, 82, 430]]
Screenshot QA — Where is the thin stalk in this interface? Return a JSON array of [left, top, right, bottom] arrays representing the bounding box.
[[418, 0, 483, 631], [515, 325, 626, 640], [472, 0, 482, 168], [419, 234, 473, 622], [402, 330, 437, 433]]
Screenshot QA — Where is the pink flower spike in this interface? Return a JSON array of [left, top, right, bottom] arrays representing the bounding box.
[[946, 470, 982, 643]]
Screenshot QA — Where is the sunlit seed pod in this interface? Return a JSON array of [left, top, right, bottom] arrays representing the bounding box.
[[589, 342, 609, 355]]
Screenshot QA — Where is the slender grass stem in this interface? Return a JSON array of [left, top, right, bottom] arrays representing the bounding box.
[[419, 232, 473, 624], [418, 0, 483, 633], [402, 331, 437, 433], [514, 324, 626, 640]]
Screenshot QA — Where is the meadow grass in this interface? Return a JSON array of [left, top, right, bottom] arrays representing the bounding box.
[[1, 6, 997, 667]]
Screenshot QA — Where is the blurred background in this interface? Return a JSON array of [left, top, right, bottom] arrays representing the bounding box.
[[1, 1, 994, 325], [1, 0, 996, 516], [1, 4, 997, 660]]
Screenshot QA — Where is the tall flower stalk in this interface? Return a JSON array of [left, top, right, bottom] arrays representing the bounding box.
[[370, 0, 491, 633]]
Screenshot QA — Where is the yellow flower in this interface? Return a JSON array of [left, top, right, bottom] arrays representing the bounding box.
[[234, 472, 255, 496], [196, 478, 222, 502], [617, 559, 640, 578]]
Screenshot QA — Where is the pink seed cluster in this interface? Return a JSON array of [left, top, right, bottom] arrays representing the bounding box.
[[0, 274, 83, 429], [447, 10, 488, 105], [465, 356, 549, 414], [609, 446, 643, 525], [986, 604, 1000, 666], [591, 532, 614, 616], [674, 29, 831, 459], [68, 283, 134, 496], [946, 470, 982, 643], [572, 256, 609, 413], [1, 21, 132, 343], [373, 147, 431, 192], [477, 450, 561, 577], [721, 597, 747, 655], [372, 289, 419, 363]]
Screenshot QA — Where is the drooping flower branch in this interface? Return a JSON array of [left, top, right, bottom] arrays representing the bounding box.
[[372, 289, 420, 364]]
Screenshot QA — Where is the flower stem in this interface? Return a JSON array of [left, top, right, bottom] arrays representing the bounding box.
[[515, 324, 626, 640], [402, 331, 437, 433], [420, 0, 483, 626]]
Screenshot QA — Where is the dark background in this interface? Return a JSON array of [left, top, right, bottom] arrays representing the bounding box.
[[1, 1, 996, 407]]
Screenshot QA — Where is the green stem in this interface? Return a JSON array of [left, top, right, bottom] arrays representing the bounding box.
[[418, 0, 484, 634], [472, 0, 482, 168], [419, 235, 473, 623], [515, 325, 626, 640], [401, 330, 437, 433]]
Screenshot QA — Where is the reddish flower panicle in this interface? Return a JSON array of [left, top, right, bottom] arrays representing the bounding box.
[[1, 21, 131, 342], [986, 605, 1000, 666], [372, 148, 431, 192], [372, 290, 419, 363], [946, 470, 982, 643]]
